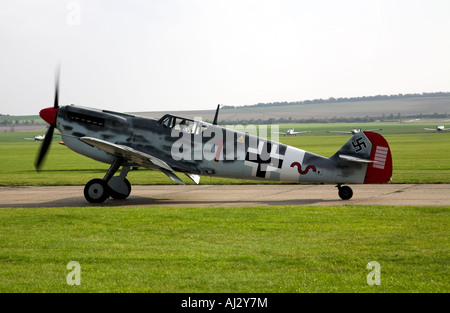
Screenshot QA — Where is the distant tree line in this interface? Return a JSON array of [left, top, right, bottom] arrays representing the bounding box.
[[0, 119, 44, 126], [222, 92, 450, 109], [208, 112, 449, 126]]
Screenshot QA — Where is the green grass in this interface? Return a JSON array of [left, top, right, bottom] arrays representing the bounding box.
[[0, 205, 448, 292]]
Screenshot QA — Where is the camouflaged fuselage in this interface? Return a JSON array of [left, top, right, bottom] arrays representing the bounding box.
[[56, 105, 391, 185]]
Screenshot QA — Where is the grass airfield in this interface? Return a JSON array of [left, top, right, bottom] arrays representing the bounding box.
[[0, 122, 449, 292]]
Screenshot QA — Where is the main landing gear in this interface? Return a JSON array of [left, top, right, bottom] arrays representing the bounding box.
[[336, 184, 353, 200], [84, 159, 132, 203]]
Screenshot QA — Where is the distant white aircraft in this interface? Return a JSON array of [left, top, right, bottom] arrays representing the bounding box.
[[23, 134, 46, 141], [274, 128, 310, 136], [423, 125, 449, 132], [327, 129, 383, 135], [24, 133, 60, 141]]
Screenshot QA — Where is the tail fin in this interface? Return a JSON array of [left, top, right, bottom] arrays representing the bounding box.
[[331, 131, 392, 184]]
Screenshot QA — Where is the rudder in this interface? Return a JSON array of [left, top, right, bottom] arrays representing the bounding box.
[[363, 131, 392, 183]]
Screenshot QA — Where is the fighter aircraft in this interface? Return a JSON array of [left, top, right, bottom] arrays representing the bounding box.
[[24, 134, 46, 141], [35, 71, 393, 203], [273, 128, 310, 136], [423, 125, 449, 132], [327, 128, 383, 135]]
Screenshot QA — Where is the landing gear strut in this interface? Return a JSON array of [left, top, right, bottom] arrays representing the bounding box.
[[336, 184, 353, 200], [84, 159, 132, 203]]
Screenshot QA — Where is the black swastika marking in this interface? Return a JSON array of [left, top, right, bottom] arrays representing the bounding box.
[[352, 137, 367, 152]]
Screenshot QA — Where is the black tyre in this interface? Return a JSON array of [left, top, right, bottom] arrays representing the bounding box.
[[84, 179, 110, 203], [338, 186, 353, 200]]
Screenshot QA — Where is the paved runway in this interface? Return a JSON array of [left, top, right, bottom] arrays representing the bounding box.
[[1, 184, 449, 208]]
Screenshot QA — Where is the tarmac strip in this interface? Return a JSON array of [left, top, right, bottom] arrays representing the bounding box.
[[0, 184, 449, 208]]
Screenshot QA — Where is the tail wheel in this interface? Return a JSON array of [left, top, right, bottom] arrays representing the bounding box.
[[337, 185, 353, 200], [84, 179, 110, 203]]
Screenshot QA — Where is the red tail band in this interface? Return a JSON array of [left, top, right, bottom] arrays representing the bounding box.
[[363, 131, 393, 184]]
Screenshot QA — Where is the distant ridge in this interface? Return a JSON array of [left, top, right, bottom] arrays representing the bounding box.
[[137, 92, 450, 124]]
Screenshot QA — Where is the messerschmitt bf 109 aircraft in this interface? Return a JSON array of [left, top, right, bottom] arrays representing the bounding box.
[[423, 125, 449, 132], [35, 71, 393, 203]]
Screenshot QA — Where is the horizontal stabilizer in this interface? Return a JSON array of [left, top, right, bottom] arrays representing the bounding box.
[[339, 154, 373, 163]]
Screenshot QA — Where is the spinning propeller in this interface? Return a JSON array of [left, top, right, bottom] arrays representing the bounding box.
[[35, 66, 60, 171]]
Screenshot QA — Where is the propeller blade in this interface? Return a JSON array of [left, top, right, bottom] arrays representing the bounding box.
[[35, 125, 55, 171], [35, 64, 61, 171], [54, 64, 60, 108]]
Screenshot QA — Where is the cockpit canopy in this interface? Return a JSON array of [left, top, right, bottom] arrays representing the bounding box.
[[158, 114, 211, 135]]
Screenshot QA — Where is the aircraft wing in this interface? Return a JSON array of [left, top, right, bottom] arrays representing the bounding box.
[[79, 137, 200, 185], [293, 131, 310, 134], [423, 128, 435, 131]]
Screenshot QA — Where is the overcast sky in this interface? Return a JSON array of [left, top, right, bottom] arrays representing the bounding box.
[[1, 0, 449, 115]]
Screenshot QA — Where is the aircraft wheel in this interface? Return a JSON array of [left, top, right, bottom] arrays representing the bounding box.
[[84, 179, 110, 203], [108, 177, 131, 200], [338, 185, 353, 200]]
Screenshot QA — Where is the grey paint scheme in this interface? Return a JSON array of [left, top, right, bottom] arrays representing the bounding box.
[[56, 105, 372, 185]]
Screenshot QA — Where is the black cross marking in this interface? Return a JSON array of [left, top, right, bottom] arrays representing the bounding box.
[[245, 141, 284, 178], [352, 137, 367, 152]]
